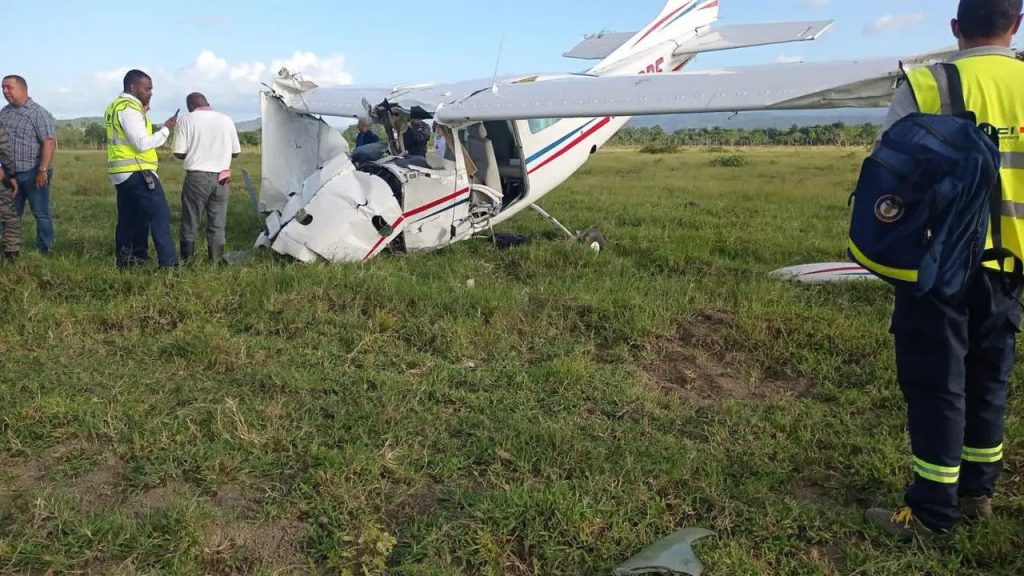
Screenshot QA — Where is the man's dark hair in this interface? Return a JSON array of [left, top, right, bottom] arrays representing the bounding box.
[[958, 0, 1023, 39], [186, 92, 209, 111], [2, 75, 27, 89], [122, 69, 151, 92]]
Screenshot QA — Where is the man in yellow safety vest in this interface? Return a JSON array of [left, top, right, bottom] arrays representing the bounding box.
[[104, 69, 180, 268], [866, 0, 1024, 539]]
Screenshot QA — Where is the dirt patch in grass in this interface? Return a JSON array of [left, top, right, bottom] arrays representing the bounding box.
[[128, 481, 192, 513], [72, 453, 125, 509], [803, 543, 847, 575], [645, 310, 810, 403], [0, 458, 44, 505], [384, 483, 443, 529], [201, 519, 311, 573], [793, 481, 836, 509], [1, 443, 123, 510], [210, 484, 256, 519]]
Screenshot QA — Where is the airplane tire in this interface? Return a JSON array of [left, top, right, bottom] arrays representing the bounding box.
[[578, 228, 606, 253]]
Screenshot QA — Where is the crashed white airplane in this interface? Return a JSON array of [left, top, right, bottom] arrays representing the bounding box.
[[254, 0, 947, 264]]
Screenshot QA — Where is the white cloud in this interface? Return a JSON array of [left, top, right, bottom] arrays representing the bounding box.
[[42, 50, 353, 120], [775, 55, 805, 64], [865, 13, 926, 35]]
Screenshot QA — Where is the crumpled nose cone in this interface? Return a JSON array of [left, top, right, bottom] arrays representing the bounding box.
[[257, 154, 403, 263]]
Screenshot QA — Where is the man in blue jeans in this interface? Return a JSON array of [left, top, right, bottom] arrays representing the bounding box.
[[104, 70, 180, 269], [0, 75, 56, 254]]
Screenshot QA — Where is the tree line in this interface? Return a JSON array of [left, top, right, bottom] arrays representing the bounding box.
[[54, 121, 263, 150], [608, 122, 882, 148], [54, 120, 881, 151]]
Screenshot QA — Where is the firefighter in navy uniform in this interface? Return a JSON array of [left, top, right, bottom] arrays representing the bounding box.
[[866, 0, 1024, 538]]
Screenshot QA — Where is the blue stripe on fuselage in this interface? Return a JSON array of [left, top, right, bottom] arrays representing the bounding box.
[[661, 1, 702, 29], [414, 198, 470, 223], [526, 119, 597, 165]]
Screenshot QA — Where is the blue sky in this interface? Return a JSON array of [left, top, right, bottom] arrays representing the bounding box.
[[3, 0, 964, 121]]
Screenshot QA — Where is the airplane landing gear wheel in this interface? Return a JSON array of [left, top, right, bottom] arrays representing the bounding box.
[[578, 228, 606, 253]]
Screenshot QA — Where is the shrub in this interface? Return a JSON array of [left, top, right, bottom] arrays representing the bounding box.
[[710, 154, 748, 167]]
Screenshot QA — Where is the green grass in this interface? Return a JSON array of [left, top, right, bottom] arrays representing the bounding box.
[[0, 148, 1021, 575]]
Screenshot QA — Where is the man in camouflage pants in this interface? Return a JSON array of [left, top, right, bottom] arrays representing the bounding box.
[[0, 123, 22, 261]]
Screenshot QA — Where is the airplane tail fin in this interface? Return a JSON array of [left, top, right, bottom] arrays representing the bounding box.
[[629, 0, 719, 50], [567, 1, 721, 69]]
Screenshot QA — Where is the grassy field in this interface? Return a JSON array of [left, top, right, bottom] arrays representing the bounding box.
[[0, 148, 1021, 575]]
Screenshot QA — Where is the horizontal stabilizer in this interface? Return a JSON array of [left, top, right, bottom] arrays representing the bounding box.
[[673, 20, 834, 55], [563, 32, 637, 60], [564, 20, 834, 61]]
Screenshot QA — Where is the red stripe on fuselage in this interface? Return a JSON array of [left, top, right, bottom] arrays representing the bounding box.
[[633, 2, 693, 47], [362, 187, 471, 261]]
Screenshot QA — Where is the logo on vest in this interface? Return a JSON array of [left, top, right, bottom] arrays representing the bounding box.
[[875, 195, 906, 223], [993, 125, 1023, 141]]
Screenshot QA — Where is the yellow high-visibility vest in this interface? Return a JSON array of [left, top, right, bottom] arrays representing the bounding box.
[[104, 96, 158, 174], [907, 54, 1024, 270]]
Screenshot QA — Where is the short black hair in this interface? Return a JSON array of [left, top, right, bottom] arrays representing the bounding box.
[[2, 75, 27, 89], [958, 0, 1023, 39], [122, 69, 151, 92]]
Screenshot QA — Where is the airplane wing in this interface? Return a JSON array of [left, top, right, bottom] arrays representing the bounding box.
[[671, 21, 834, 55], [271, 50, 953, 123], [435, 53, 954, 123]]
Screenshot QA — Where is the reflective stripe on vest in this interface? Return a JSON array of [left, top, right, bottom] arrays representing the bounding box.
[[907, 57, 1024, 268], [104, 97, 159, 174]]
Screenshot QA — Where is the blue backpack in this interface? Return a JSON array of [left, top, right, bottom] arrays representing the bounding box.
[[848, 63, 1020, 298]]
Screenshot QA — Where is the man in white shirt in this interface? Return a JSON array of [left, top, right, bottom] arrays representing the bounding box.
[[104, 69, 179, 269], [173, 93, 240, 263]]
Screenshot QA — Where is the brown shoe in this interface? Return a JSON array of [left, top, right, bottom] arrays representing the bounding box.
[[960, 496, 993, 521], [865, 507, 935, 540]]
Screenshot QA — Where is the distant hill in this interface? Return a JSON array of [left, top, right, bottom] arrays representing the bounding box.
[[235, 119, 261, 132], [56, 117, 104, 129], [629, 109, 887, 131], [57, 116, 264, 133]]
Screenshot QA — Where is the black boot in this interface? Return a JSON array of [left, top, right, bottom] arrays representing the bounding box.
[[3, 251, 18, 262], [180, 241, 195, 262], [208, 243, 225, 264]]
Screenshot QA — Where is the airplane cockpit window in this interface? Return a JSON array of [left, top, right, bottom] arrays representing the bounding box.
[[528, 118, 561, 134]]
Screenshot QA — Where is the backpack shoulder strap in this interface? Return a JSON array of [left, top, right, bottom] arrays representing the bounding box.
[[938, 63, 968, 117]]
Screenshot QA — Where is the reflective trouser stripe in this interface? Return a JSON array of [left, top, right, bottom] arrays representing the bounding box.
[[962, 444, 1004, 464], [913, 457, 960, 484], [1004, 152, 1024, 169]]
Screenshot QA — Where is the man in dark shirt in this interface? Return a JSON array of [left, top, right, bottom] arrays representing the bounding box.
[[0, 123, 22, 261]]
